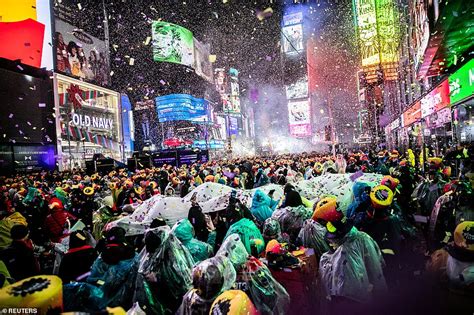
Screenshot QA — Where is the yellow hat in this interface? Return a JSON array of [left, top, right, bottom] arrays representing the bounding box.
[[454, 221, 474, 252], [370, 185, 394, 209]]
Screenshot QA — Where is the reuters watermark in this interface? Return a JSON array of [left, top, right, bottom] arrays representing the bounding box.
[[0, 309, 38, 314]]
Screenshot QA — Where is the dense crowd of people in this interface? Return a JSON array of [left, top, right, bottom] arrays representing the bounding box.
[[0, 147, 473, 314]]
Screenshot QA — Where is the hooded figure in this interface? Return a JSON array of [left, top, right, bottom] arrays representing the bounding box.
[[313, 196, 387, 307], [250, 189, 279, 223], [271, 205, 312, 243], [172, 219, 213, 264], [58, 230, 97, 283], [242, 257, 290, 315], [346, 181, 372, 219], [188, 204, 209, 242], [281, 184, 304, 208], [177, 255, 236, 315], [224, 218, 264, 256], [297, 219, 330, 258]]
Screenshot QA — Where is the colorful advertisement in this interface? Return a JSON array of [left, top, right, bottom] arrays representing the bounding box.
[[228, 68, 241, 114], [0, 0, 53, 69], [353, 0, 379, 67], [286, 76, 308, 99], [353, 0, 400, 80], [155, 94, 209, 123], [193, 38, 213, 83], [402, 101, 421, 127], [411, 0, 430, 70], [283, 12, 303, 26], [282, 24, 304, 55], [152, 21, 194, 67], [228, 116, 239, 136], [449, 59, 474, 104], [288, 100, 311, 137], [420, 80, 450, 118], [54, 1, 110, 87]]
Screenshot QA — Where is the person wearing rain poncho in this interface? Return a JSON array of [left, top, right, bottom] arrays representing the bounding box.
[[426, 221, 474, 314], [216, 234, 290, 315], [250, 189, 279, 223], [177, 255, 236, 315], [172, 218, 213, 264], [312, 196, 387, 312], [133, 227, 194, 314], [210, 290, 259, 315], [297, 219, 330, 259], [63, 227, 139, 312]]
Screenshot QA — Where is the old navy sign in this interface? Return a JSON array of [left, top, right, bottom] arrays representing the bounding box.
[[72, 113, 113, 130]]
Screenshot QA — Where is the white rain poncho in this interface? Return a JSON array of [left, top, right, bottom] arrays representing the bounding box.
[[319, 227, 387, 303]]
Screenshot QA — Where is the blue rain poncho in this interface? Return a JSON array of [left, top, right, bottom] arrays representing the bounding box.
[[319, 227, 387, 303], [172, 219, 213, 264], [250, 189, 279, 222]]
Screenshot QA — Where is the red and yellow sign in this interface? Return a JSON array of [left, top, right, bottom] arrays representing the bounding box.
[[402, 101, 421, 127]]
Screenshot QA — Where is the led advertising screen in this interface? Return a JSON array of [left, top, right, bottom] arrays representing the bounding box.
[[121, 94, 134, 156], [282, 24, 304, 55], [0, 67, 56, 145], [53, 0, 111, 87], [288, 99, 311, 137], [153, 151, 178, 167], [0, 0, 53, 69], [155, 94, 209, 123], [228, 116, 239, 136], [283, 12, 303, 26], [449, 59, 474, 104], [193, 38, 213, 83], [286, 76, 308, 99], [13, 144, 56, 172], [353, 0, 379, 67], [420, 80, 450, 118], [133, 99, 160, 151], [152, 21, 194, 67]]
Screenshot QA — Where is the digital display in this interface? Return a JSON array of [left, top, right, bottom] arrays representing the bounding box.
[[13, 145, 56, 172], [155, 94, 209, 122], [152, 21, 194, 67]]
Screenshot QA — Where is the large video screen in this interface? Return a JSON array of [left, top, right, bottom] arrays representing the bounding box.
[[194, 38, 213, 83], [155, 94, 209, 123], [133, 99, 160, 151], [0, 68, 56, 145], [282, 24, 304, 55], [53, 0, 111, 87], [152, 21, 194, 67]]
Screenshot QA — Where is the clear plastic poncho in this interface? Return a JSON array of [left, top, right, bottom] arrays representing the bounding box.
[[319, 227, 387, 303], [242, 257, 290, 315], [271, 205, 312, 238], [177, 255, 237, 315], [216, 234, 250, 271], [297, 219, 330, 257]]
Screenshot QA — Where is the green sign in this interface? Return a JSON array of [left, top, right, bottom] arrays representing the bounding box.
[[152, 21, 194, 67], [449, 59, 474, 104]]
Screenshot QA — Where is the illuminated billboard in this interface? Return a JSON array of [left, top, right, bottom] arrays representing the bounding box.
[[193, 38, 213, 83], [449, 59, 474, 104], [353, 0, 400, 81], [286, 76, 308, 99], [282, 24, 304, 55], [152, 21, 194, 67], [288, 100, 311, 137], [155, 94, 209, 123], [54, 1, 111, 87], [0, 0, 53, 69]]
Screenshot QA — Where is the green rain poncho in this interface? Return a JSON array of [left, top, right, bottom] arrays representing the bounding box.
[[172, 219, 213, 264], [224, 218, 264, 256]]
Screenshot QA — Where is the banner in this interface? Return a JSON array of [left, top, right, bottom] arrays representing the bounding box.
[[193, 38, 213, 83], [155, 94, 209, 123], [54, 1, 110, 86], [152, 21, 194, 67], [420, 80, 450, 118], [402, 101, 421, 127]]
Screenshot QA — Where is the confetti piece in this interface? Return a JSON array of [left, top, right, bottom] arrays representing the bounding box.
[[8, 113, 13, 119], [97, 280, 105, 285], [27, 121, 31, 126], [110, 71, 114, 76], [129, 58, 135, 65], [144, 37, 151, 45], [257, 7, 274, 21], [209, 55, 217, 63], [159, 79, 166, 85], [38, 103, 46, 107], [17, 65, 24, 71], [77, 3, 82, 10]]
